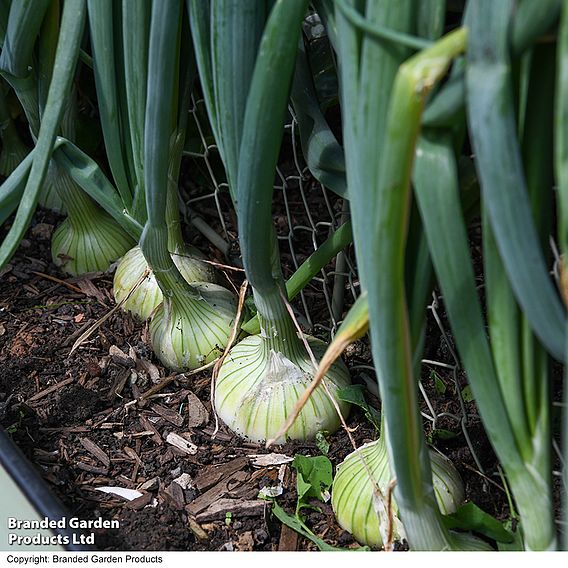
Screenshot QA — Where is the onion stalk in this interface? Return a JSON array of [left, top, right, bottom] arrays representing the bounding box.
[[1, 0, 66, 212], [206, 0, 351, 442], [50, 162, 134, 275], [334, 4, 492, 547], [49, 104, 134, 276], [35, 0, 65, 213], [46, 39, 135, 277], [0, 0, 88, 270], [0, 2, 133, 271], [102, 2, 219, 322], [140, 0, 237, 371]]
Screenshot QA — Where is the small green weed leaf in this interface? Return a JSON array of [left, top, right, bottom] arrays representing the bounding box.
[[461, 385, 474, 402], [271, 501, 358, 551], [431, 370, 447, 395], [336, 384, 381, 430], [296, 472, 313, 508], [266, 455, 368, 551], [292, 454, 332, 506], [443, 502, 514, 543]]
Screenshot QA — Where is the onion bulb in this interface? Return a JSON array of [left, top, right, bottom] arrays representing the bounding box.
[[113, 244, 217, 320], [51, 208, 134, 276], [331, 437, 465, 549], [149, 282, 237, 371], [215, 334, 351, 443]]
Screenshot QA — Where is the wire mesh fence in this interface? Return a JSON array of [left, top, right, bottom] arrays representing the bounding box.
[[182, 96, 359, 337], [182, 94, 489, 440], [181, 95, 567, 531]]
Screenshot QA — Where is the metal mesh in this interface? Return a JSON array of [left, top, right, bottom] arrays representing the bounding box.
[[181, 95, 567, 530], [182, 96, 359, 337], [183, 93, 485, 450]]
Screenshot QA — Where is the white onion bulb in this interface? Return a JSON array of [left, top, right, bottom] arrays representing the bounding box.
[[149, 281, 237, 371], [331, 438, 465, 548], [51, 210, 133, 276], [113, 244, 217, 320], [215, 335, 351, 443]]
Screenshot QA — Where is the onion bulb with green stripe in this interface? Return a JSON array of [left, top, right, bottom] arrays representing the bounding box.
[[331, 436, 464, 549], [149, 281, 237, 371], [113, 244, 217, 320], [51, 211, 133, 276], [50, 165, 134, 275], [214, 313, 351, 443]]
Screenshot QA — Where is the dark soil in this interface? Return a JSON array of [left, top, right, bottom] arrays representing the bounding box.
[[0, 196, 509, 552]]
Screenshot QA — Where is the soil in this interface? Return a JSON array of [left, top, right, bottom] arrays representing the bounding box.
[[0, 187, 510, 552]]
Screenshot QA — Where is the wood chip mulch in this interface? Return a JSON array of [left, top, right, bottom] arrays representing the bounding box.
[[0, 208, 508, 551]]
